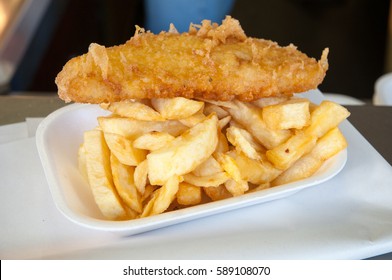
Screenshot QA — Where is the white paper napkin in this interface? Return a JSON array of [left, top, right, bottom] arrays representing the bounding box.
[[0, 122, 28, 144], [0, 137, 121, 259], [26, 118, 45, 137]]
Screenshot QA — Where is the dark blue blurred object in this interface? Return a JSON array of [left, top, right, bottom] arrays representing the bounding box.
[[145, 0, 236, 33]]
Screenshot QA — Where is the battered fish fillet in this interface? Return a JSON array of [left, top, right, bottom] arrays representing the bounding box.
[[56, 16, 328, 103]]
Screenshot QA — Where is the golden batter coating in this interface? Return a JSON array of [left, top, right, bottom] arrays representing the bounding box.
[[56, 16, 328, 103]]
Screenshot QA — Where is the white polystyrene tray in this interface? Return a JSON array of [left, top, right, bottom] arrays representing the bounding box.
[[36, 90, 346, 235]]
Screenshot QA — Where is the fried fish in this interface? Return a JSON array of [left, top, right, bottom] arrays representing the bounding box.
[[56, 16, 328, 103]]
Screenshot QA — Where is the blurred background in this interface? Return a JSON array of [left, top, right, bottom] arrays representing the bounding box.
[[0, 0, 390, 100]]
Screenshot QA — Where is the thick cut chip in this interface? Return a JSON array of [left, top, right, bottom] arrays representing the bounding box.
[[266, 131, 317, 170], [305, 100, 350, 138], [272, 127, 347, 186], [201, 99, 237, 109], [151, 176, 181, 215], [251, 96, 290, 108], [133, 132, 175, 151], [262, 98, 310, 130], [203, 103, 229, 119], [226, 100, 292, 149], [83, 130, 128, 220], [215, 131, 230, 153], [177, 182, 202, 206], [215, 153, 242, 182], [151, 97, 204, 119], [204, 185, 232, 201], [110, 154, 142, 213], [192, 156, 223, 177], [147, 114, 219, 185], [224, 179, 249, 197], [78, 144, 88, 181], [215, 153, 249, 195], [141, 176, 181, 217], [134, 159, 148, 194], [227, 150, 282, 184], [218, 115, 231, 130], [140, 192, 157, 218], [103, 132, 146, 166], [247, 183, 271, 193], [141, 184, 157, 204], [98, 116, 187, 138], [178, 109, 206, 127], [101, 100, 164, 121], [184, 172, 229, 187], [226, 125, 264, 160]]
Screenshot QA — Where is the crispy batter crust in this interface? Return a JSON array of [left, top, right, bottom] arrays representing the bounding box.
[[56, 16, 328, 103]]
